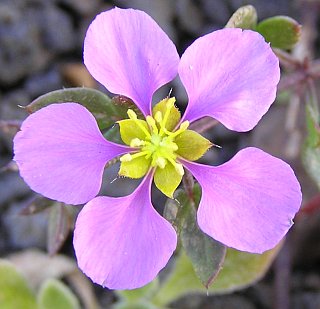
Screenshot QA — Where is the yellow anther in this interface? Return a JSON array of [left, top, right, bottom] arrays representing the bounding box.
[[126, 109, 151, 139], [155, 157, 167, 169], [180, 120, 189, 131], [154, 111, 163, 124], [120, 153, 133, 162], [130, 138, 145, 148], [168, 120, 189, 139], [121, 151, 150, 162], [146, 116, 158, 134], [166, 157, 184, 176], [127, 109, 138, 120], [175, 163, 184, 176], [159, 97, 176, 136]]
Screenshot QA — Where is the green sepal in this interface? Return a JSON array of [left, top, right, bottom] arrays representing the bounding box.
[[154, 163, 183, 198], [225, 5, 258, 29], [119, 156, 151, 179], [152, 98, 181, 131], [256, 16, 301, 50], [118, 119, 150, 146], [175, 130, 212, 161], [25, 87, 129, 131], [38, 278, 80, 309]]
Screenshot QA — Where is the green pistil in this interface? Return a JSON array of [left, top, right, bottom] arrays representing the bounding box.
[[120, 97, 188, 175]]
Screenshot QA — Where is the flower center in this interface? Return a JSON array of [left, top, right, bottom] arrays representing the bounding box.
[[120, 98, 189, 176]]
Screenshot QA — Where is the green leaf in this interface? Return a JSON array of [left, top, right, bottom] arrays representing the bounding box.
[[225, 5, 257, 29], [113, 300, 159, 309], [116, 279, 159, 303], [0, 260, 38, 309], [47, 203, 72, 256], [209, 246, 281, 293], [165, 186, 226, 288], [38, 278, 80, 309], [152, 244, 280, 306], [302, 104, 320, 188], [25, 87, 130, 130], [175, 130, 212, 161], [256, 16, 301, 50]]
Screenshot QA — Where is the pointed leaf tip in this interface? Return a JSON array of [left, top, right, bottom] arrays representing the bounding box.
[[165, 185, 226, 288]]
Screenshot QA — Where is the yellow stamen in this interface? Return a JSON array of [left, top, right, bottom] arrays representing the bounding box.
[[127, 109, 151, 139], [130, 138, 145, 148], [154, 111, 162, 124], [168, 120, 189, 138], [155, 157, 167, 169], [159, 97, 176, 136], [120, 151, 149, 162], [146, 116, 158, 134]]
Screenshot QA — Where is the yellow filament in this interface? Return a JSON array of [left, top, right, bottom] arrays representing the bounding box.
[[127, 109, 151, 139], [120, 151, 149, 162]]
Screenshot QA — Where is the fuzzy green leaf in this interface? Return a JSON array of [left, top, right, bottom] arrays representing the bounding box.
[[302, 104, 320, 188], [25, 88, 130, 130], [116, 279, 159, 303], [47, 203, 72, 256], [38, 278, 80, 309], [152, 245, 281, 306], [256, 16, 301, 49], [164, 185, 226, 288], [0, 260, 38, 309]]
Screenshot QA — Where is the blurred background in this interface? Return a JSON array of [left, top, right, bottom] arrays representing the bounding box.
[[0, 0, 320, 308]]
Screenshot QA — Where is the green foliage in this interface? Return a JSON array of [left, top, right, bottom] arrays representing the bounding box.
[[256, 16, 301, 49], [225, 5, 301, 50], [0, 260, 38, 309], [302, 104, 320, 188], [151, 245, 280, 306], [116, 279, 159, 303], [0, 260, 82, 309], [115, 280, 162, 309], [165, 186, 226, 288], [47, 203, 72, 256], [25, 87, 130, 130], [225, 5, 257, 29], [38, 279, 80, 309]]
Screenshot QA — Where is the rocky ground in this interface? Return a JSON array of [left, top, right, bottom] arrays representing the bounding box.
[[0, 0, 320, 308]]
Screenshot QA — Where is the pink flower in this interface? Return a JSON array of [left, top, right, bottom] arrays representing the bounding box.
[[13, 8, 301, 290]]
